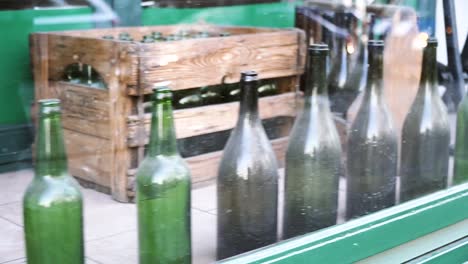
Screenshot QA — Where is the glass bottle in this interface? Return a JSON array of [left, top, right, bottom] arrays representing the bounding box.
[[257, 81, 278, 97], [328, 12, 349, 93], [141, 35, 155, 43], [200, 86, 223, 106], [136, 87, 191, 264], [151, 31, 164, 42], [454, 89, 468, 185], [328, 11, 357, 114], [400, 38, 450, 201], [176, 89, 202, 109], [346, 40, 397, 220], [283, 44, 341, 239], [64, 63, 83, 85], [23, 99, 84, 264], [217, 71, 279, 259], [82, 65, 105, 89]]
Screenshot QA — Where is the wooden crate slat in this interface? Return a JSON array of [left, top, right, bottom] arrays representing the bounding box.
[[126, 92, 297, 147], [131, 29, 305, 94], [52, 82, 111, 139], [55, 25, 278, 39], [126, 136, 289, 192], [64, 129, 112, 187]]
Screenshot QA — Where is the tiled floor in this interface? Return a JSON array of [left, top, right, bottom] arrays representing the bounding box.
[[0, 169, 347, 264], [0, 169, 217, 264], [0, 168, 348, 264]]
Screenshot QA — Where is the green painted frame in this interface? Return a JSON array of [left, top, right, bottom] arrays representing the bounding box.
[[220, 182, 468, 263]]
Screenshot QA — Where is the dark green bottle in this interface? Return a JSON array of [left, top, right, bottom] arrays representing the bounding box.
[[400, 38, 450, 201], [328, 12, 349, 94], [328, 11, 357, 114], [63, 63, 83, 84], [136, 87, 191, 264], [217, 71, 279, 260], [23, 99, 84, 264], [83, 65, 105, 89], [257, 81, 278, 97], [454, 88, 468, 185], [346, 40, 397, 220], [283, 44, 341, 238]]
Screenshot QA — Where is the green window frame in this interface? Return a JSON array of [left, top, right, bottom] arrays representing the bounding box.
[[221, 183, 468, 263]]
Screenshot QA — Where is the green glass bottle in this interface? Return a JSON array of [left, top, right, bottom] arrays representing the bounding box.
[[136, 87, 191, 264], [193, 31, 210, 39], [454, 90, 468, 185], [217, 71, 279, 260], [400, 38, 450, 201], [141, 35, 155, 43], [118, 32, 131, 40], [200, 86, 223, 105], [151, 31, 164, 42], [23, 99, 84, 264], [346, 40, 397, 220], [283, 44, 341, 239], [257, 81, 278, 97]]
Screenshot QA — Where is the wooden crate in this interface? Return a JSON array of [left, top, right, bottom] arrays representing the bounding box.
[[30, 25, 306, 202]]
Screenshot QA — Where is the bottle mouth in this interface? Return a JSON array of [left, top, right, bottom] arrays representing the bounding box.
[[241, 70, 258, 82], [426, 37, 438, 47], [308, 43, 329, 55], [152, 87, 173, 100], [38, 99, 61, 114], [368, 40, 384, 47]]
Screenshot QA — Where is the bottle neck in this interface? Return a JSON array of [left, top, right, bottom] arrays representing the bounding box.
[[147, 99, 178, 156], [418, 44, 438, 94], [364, 46, 384, 98], [305, 53, 329, 101], [333, 12, 348, 71], [35, 112, 68, 177], [238, 80, 259, 121]]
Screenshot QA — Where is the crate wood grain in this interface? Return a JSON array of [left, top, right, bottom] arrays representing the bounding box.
[[30, 25, 306, 202]]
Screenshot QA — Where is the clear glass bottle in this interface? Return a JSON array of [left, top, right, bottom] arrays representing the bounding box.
[[217, 71, 279, 259], [283, 44, 341, 238], [400, 38, 450, 201], [346, 40, 397, 220]]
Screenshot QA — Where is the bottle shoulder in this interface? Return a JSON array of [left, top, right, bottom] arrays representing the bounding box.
[[23, 175, 83, 207], [224, 122, 273, 153], [403, 98, 449, 135], [287, 112, 341, 155], [351, 102, 396, 142], [136, 155, 190, 184], [219, 124, 279, 180], [457, 95, 468, 116]]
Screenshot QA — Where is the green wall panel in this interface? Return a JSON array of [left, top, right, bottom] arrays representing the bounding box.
[[142, 2, 296, 28], [0, 7, 92, 125]]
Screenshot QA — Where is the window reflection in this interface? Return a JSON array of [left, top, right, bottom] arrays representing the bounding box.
[[0, 1, 466, 263]]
